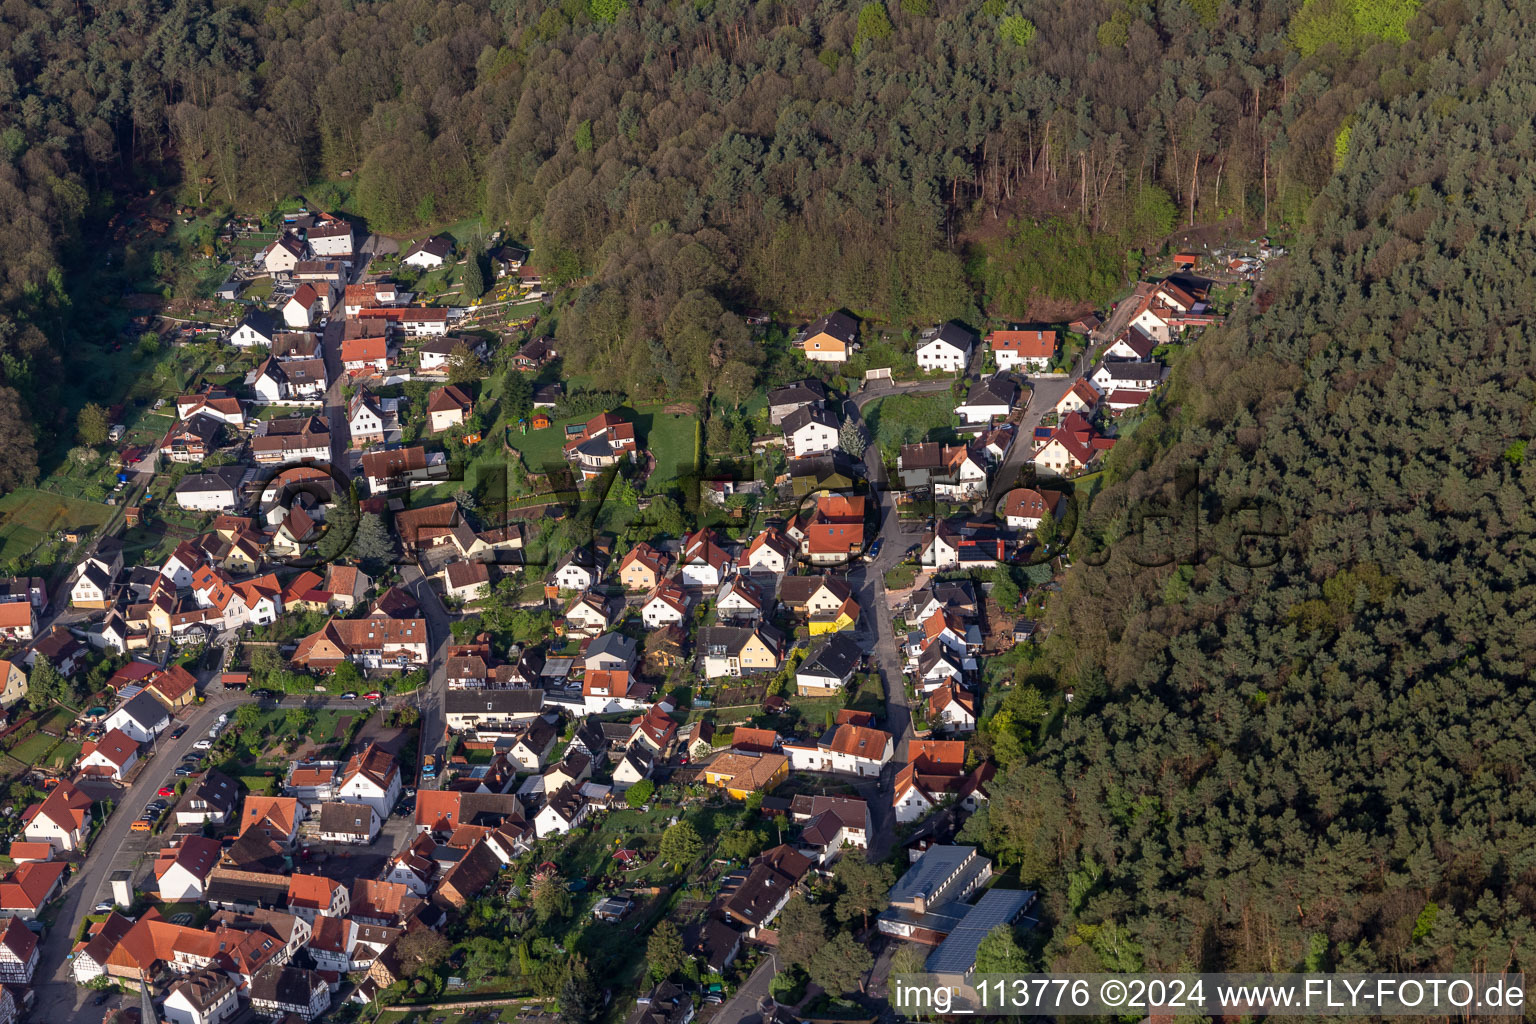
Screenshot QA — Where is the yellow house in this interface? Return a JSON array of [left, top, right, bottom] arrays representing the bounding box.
[[809, 596, 860, 636], [703, 751, 788, 800], [800, 312, 856, 364], [618, 542, 668, 592], [0, 659, 27, 707], [738, 629, 782, 671]]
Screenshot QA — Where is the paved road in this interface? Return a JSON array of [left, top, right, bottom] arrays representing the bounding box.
[[398, 563, 453, 788], [30, 681, 388, 1023], [710, 953, 778, 1024]]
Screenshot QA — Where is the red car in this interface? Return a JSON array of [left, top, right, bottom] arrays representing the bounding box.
[[364, 692, 383, 701], [157, 786, 175, 797]]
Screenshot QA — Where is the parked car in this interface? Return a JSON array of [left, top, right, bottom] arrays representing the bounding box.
[[193, 739, 213, 750], [364, 691, 383, 701], [94, 902, 114, 913], [157, 786, 175, 797], [172, 768, 193, 777], [867, 539, 883, 559], [340, 692, 357, 700], [170, 726, 187, 739]]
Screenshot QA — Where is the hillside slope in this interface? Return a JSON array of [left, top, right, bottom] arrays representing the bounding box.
[[971, 0, 1536, 973]]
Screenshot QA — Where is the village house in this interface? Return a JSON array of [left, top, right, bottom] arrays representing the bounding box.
[[22, 780, 92, 852], [1054, 378, 1101, 417], [566, 590, 621, 636], [767, 378, 830, 426], [680, 528, 731, 588], [337, 744, 402, 819], [797, 311, 857, 363], [249, 964, 330, 1021], [534, 785, 592, 838], [444, 688, 545, 735], [512, 335, 557, 370], [282, 284, 324, 328], [442, 560, 491, 602], [721, 845, 812, 936], [743, 527, 795, 574], [797, 493, 865, 564], [154, 836, 222, 901], [1091, 359, 1166, 393], [618, 542, 670, 591], [716, 575, 770, 623], [640, 578, 690, 629], [915, 322, 976, 373], [305, 214, 354, 257], [340, 391, 386, 449], [291, 617, 431, 671], [401, 236, 453, 269], [230, 310, 279, 348], [261, 232, 309, 273], [78, 728, 139, 781], [159, 414, 223, 464], [702, 750, 788, 800], [782, 405, 840, 459], [988, 328, 1057, 371], [174, 467, 249, 512], [1032, 411, 1116, 477], [251, 414, 331, 465], [929, 681, 979, 732], [954, 372, 1021, 425], [796, 633, 862, 696], [1002, 487, 1065, 531], [562, 411, 638, 478], [0, 917, 38, 984], [3, 581, 43, 630], [427, 384, 473, 432], [585, 631, 639, 674], [698, 623, 784, 678], [783, 714, 894, 777], [551, 546, 608, 591], [779, 575, 852, 618], [1103, 325, 1158, 362], [340, 331, 392, 377], [163, 968, 240, 1024]]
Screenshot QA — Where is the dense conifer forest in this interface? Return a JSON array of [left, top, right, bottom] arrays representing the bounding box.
[[970, 0, 1536, 976]]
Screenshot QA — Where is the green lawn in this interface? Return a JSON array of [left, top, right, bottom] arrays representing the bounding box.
[[0, 489, 115, 563], [509, 404, 700, 488], [47, 741, 81, 770], [863, 392, 963, 458], [7, 733, 59, 766]]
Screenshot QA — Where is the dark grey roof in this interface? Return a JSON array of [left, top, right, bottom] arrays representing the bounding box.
[[1095, 359, 1167, 381], [768, 379, 829, 408], [924, 888, 1037, 974], [250, 964, 324, 1008], [186, 770, 239, 815], [116, 691, 169, 729], [807, 312, 857, 344], [924, 321, 977, 352], [175, 467, 247, 494], [404, 236, 453, 260], [238, 311, 277, 338], [890, 845, 979, 905], [586, 632, 637, 663], [781, 405, 838, 436], [800, 633, 862, 682], [962, 372, 1020, 408], [444, 689, 546, 716], [318, 801, 376, 835]]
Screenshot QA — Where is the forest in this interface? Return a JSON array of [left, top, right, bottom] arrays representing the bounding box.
[[968, 0, 1536, 978], [0, 0, 1426, 487]]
